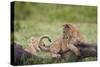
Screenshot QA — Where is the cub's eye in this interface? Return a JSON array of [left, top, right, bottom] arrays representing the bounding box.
[[63, 31, 65, 33], [65, 25, 70, 28], [42, 44, 45, 46]]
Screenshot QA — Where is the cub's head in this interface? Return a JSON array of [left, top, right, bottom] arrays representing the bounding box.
[[39, 41, 46, 46], [62, 24, 79, 33]]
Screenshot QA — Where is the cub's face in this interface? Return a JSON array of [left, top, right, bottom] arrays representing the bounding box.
[[40, 42, 45, 46], [39, 41, 46, 48], [63, 24, 71, 34]]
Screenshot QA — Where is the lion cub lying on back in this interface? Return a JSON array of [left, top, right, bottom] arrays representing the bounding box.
[[24, 35, 51, 55], [40, 24, 85, 58]]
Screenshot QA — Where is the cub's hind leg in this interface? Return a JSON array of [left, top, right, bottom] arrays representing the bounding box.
[[51, 53, 61, 59], [50, 48, 61, 58]]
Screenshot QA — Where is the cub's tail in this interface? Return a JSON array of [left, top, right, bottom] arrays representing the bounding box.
[[39, 35, 52, 44], [39, 35, 52, 51]]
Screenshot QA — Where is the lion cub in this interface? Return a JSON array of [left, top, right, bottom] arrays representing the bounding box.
[[49, 24, 85, 58], [24, 35, 51, 55]]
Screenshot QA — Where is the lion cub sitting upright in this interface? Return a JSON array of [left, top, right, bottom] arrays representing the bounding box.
[[49, 24, 85, 58], [24, 35, 51, 55]]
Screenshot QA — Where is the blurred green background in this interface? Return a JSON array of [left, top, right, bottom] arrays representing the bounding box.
[[13, 1, 97, 65]]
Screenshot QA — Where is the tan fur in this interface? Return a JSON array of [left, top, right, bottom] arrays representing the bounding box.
[[24, 35, 51, 55], [49, 38, 68, 58], [49, 24, 85, 58], [24, 44, 37, 55]]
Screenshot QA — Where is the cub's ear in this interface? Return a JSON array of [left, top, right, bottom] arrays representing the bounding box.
[[62, 24, 70, 28]]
